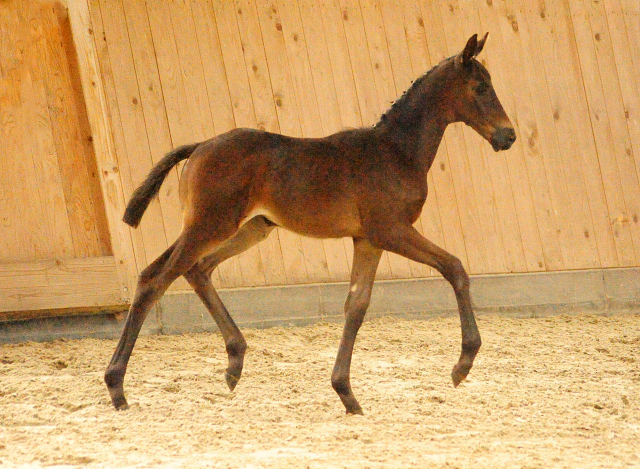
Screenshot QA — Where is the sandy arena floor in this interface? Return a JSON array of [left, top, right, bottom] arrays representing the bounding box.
[[0, 312, 638, 468]]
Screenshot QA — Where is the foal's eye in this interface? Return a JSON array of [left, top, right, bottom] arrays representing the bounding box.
[[475, 82, 489, 95]]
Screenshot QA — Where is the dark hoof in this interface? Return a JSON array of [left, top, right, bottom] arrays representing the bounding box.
[[225, 372, 240, 391], [347, 407, 364, 415], [110, 393, 129, 410], [451, 364, 470, 388], [115, 401, 130, 411]]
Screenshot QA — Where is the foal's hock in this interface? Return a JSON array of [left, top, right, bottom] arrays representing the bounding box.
[[105, 33, 516, 414]]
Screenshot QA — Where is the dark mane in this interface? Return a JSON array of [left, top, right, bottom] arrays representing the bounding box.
[[375, 57, 452, 128]]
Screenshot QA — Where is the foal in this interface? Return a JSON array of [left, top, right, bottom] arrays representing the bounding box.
[[105, 33, 516, 414]]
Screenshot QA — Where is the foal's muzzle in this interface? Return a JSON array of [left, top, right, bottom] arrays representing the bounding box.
[[491, 127, 517, 151]]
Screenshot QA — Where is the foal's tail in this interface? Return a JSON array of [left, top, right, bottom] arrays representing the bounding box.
[[123, 143, 200, 228]]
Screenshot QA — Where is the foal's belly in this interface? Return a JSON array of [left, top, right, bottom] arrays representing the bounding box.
[[241, 201, 364, 239]]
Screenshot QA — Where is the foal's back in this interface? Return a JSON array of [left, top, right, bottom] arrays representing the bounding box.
[[180, 127, 398, 239]]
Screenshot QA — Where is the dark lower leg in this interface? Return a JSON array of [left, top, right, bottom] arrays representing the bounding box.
[[331, 238, 381, 414], [185, 268, 246, 391], [444, 263, 481, 386], [184, 216, 274, 391], [373, 226, 481, 387], [105, 240, 201, 409]]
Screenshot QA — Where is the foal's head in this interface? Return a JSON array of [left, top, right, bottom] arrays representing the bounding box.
[[444, 33, 516, 151]]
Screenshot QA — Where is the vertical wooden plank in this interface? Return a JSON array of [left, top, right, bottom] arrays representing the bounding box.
[[189, 0, 236, 135], [56, 3, 113, 257], [478, 0, 550, 272], [21, 59, 76, 259], [31, 0, 107, 259], [97, 0, 170, 271], [488, 0, 565, 271], [318, 0, 362, 129], [0, 59, 48, 261], [17, 1, 76, 260], [621, 0, 640, 88], [69, 0, 138, 300], [592, 0, 640, 260], [510, 0, 599, 270], [0, 1, 64, 262], [120, 0, 191, 291], [528, 0, 617, 268], [0, 79, 14, 260], [338, 0, 379, 126], [85, 0, 143, 296], [605, 0, 640, 195], [565, 0, 637, 265], [165, 0, 215, 143]]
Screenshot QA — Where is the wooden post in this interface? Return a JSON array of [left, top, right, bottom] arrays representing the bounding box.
[[67, 0, 137, 302]]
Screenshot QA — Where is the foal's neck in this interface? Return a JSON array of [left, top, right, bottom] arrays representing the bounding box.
[[374, 69, 451, 172]]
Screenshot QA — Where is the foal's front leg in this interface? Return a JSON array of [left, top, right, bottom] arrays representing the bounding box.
[[332, 238, 382, 414], [372, 225, 481, 387]]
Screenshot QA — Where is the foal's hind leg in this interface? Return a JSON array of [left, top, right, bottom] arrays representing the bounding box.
[[105, 235, 206, 409], [332, 238, 382, 414], [183, 216, 275, 391]]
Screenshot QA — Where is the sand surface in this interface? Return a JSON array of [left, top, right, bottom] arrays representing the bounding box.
[[0, 312, 638, 468]]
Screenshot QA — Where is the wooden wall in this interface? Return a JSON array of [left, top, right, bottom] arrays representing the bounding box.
[[0, 0, 111, 262], [0, 0, 131, 317], [3, 0, 638, 318], [82, 0, 640, 291]]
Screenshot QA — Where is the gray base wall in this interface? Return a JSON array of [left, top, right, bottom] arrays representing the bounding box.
[[1, 268, 638, 343]]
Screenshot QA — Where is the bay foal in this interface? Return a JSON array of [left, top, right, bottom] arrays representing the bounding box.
[[106, 34, 516, 414]]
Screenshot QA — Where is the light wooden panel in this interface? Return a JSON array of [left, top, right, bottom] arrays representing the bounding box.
[[0, 257, 125, 315], [84, 0, 640, 292], [0, 0, 111, 263]]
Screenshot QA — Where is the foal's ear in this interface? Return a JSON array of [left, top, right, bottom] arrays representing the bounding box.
[[475, 32, 489, 57], [460, 33, 488, 66], [461, 34, 478, 66]]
